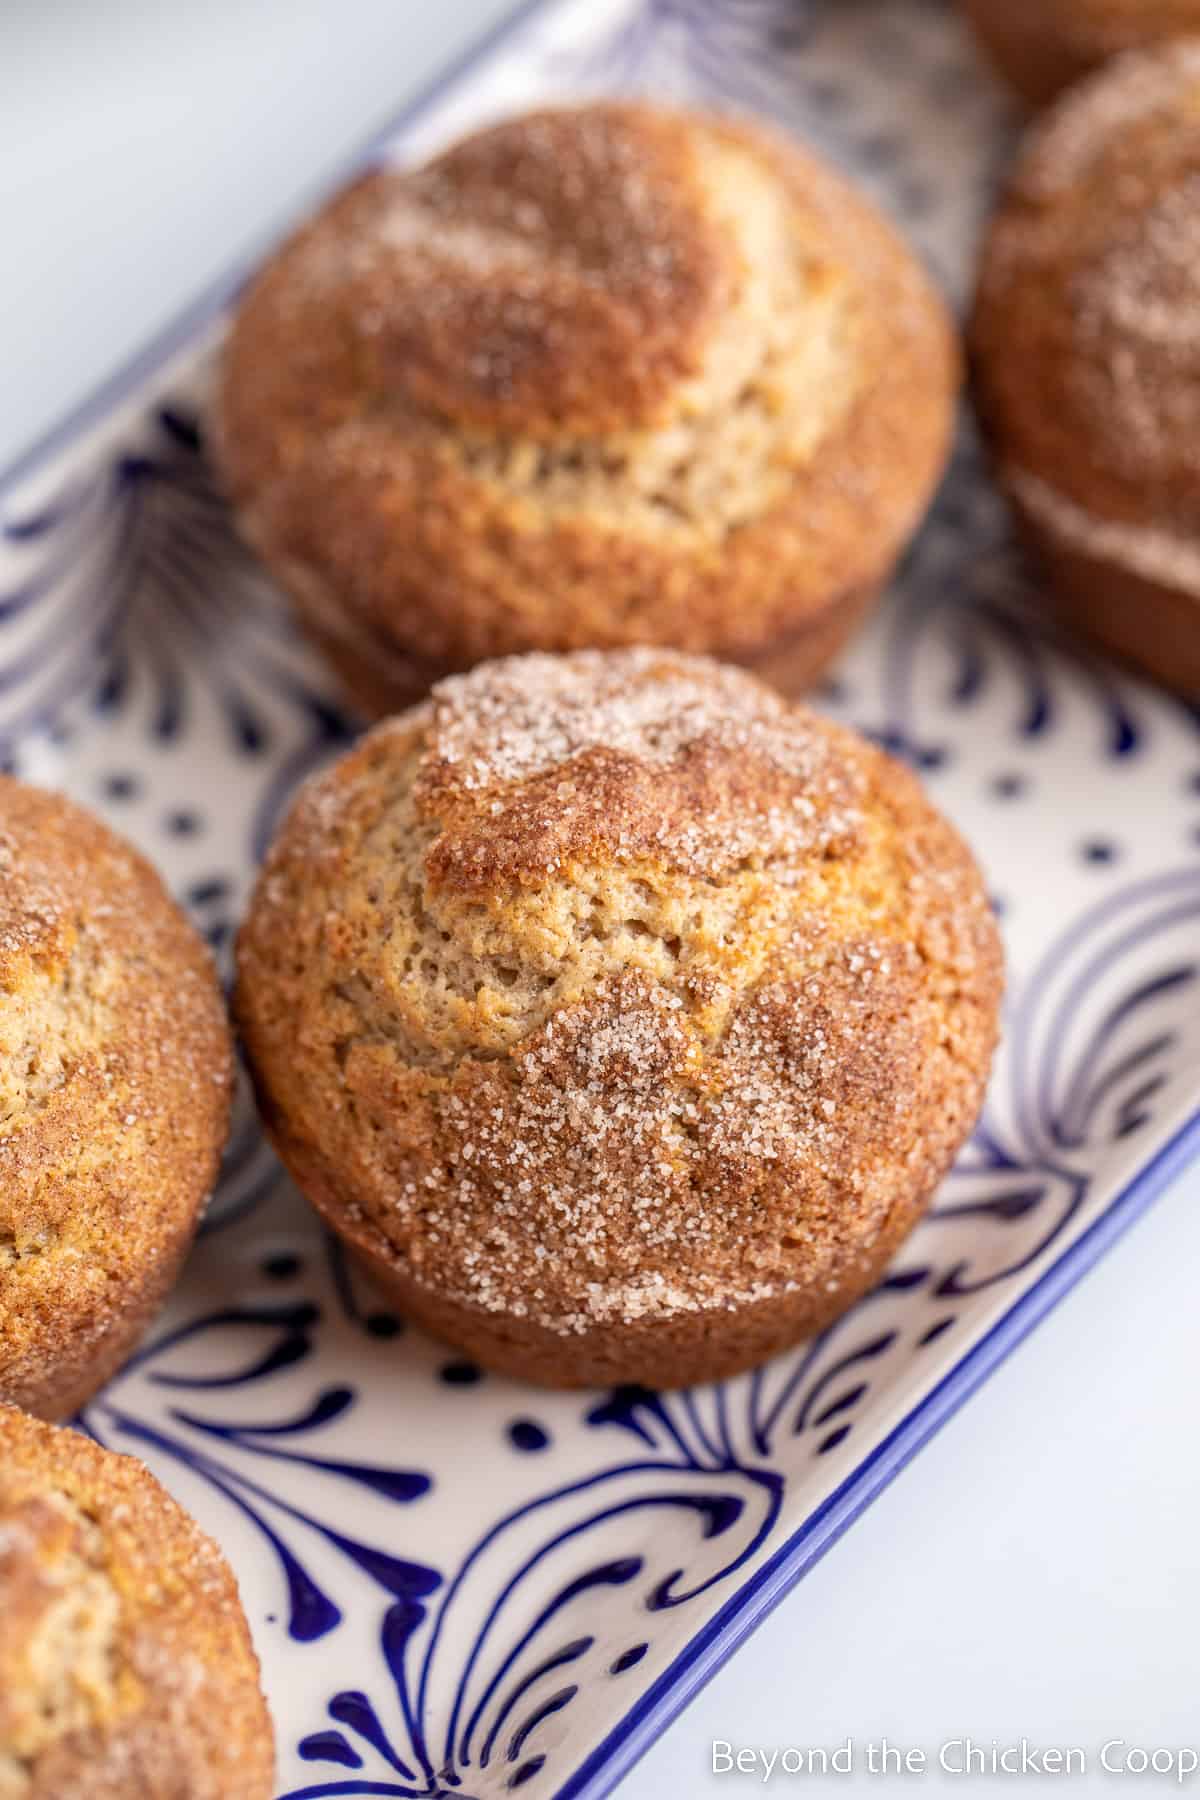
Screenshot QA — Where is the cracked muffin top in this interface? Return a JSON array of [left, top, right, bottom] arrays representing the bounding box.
[[0, 777, 232, 1418], [236, 650, 1002, 1375], [217, 103, 957, 708], [0, 1405, 273, 1800]]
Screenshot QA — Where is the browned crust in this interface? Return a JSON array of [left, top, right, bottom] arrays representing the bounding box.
[[0, 1405, 273, 1798], [0, 778, 233, 1420], [217, 103, 958, 710], [235, 651, 1003, 1389], [960, 0, 1200, 105], [970, 42, 1200, 691], [222, 106, 730, 449], [250, 1081, 961, 1389], [296, 567, 880, 720]]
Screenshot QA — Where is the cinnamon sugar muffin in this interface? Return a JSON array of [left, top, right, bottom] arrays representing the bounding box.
[[237, 650, 1002, 1388], [0, 1405, 273, 1799], [960, 0, 1200, 106], [217, 103, 958, 714], [972, 43, 1200, 691], [0, 779, 232, 1419]]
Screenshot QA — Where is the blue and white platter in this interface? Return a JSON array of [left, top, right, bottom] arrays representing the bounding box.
[[3, 2, 1200, 1796]]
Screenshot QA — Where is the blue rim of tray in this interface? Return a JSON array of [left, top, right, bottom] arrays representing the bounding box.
[[560, 1109, 1200, 1799], [4, 7, 1200, 1797]]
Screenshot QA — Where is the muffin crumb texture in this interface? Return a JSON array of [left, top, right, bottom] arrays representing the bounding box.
[[0, 1405, 273, 1799], [238, 650, 1002, 1385]]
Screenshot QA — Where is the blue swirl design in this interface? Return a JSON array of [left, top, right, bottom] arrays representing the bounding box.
[[86, 1299, 440, 1645], [87, 1257, 790, 1797], [915, 870, 1200, 1301], [0, 459, 126, 745], [87, 405, 353, 776], [8, 0, 1200, 1794], [1, 393, 354, 843]]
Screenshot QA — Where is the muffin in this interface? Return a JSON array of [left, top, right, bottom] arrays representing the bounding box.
[[0, 1404, 273, 1799], [0, 779, 232, 1419], [972, 43, 1200, 692], [217, 103, 958, 714], [237, 649, 1002, 1389], [960, 0, 1200, 106]]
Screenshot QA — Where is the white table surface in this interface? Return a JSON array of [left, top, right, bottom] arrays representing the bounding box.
[[4, 4, 1198, 1794]]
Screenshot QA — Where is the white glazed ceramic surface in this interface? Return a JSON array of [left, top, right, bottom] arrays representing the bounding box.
[[2, 3, 1199, 1797]]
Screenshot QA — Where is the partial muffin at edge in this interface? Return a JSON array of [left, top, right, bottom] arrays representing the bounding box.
[[217, 102, 959, 713], [236, 649, 1003, 1389], [0, 1404, 273, 1800], [959, 0, 1200, 106], [0, 778, 233, 1419], [971, 41, 1200, 692]]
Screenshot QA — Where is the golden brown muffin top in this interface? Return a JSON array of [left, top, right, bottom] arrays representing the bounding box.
[[972, 42, 1200, 582], [0, 1405, 273, 1799], [221, 102, 861, 470], [238, 651, 1002, 1335], [414, 649, 862, 886], [218, 103, 956, 676], [0, 779, 231, 1411], [294, 105, 727, 438]]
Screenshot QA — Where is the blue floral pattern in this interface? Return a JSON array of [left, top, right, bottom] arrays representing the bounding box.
[[2, 1, 1199, 1795]]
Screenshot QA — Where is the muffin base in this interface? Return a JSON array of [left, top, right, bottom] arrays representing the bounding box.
[[301, 617, 457, 719], [259, 1099, 939, 1390], [960, 1, 1096, 105], [1012, 504, 1200, 696], [732, 579, 879, 700], [295, 576, 881, 720], [344, 1226, 921, 1390]]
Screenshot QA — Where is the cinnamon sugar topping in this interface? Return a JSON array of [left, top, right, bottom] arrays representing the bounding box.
[[415, 648, 864, 882], [237, 650, 1003, 1381]]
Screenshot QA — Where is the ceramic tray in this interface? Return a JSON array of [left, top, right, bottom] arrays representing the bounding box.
[[3, 2, 1199, 1795]]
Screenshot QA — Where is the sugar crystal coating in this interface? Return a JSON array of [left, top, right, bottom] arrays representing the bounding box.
[[237, 649, 1002, 1385], [0, 778, 232, 1420], [218, 103, 957, 714], [974, 42, 1200, 596], [0, 1405, 273, 1797]]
